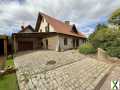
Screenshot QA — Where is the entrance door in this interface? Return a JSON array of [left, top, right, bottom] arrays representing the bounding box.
[[18, 41, 33, 51], [46, 39, 48, 49]]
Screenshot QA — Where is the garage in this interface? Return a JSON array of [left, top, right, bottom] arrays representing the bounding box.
[[18, 41, 33, 51]]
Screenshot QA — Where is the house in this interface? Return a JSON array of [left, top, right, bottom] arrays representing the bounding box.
[[13, 12, 86, 52]]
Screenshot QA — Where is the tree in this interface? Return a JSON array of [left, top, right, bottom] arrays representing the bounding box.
[[89, 24, 107, 42], [109, 8, 120, 25]]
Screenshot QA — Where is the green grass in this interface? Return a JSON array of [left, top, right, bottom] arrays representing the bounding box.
[[0, 58, 19, 90], [5, 59, 15, 68], [0, 73, 18, 90]]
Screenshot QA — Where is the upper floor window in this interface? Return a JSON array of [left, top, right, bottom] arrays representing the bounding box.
[[40, 29, 42, 32], [64, 38, 68, 45], [42, 18, 44, 22], [45, 23, 50, 32]]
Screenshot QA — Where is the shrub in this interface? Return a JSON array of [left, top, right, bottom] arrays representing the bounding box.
[[79, 43, 96, 54], [7, 55, 13, 60], [106, 47, 120, 58]]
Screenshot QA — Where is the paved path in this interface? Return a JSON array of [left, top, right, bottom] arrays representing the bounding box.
[[14, 50, 112, 90], [100, 66, 120, 90]]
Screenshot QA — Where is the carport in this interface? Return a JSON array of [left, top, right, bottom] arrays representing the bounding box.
[[13, 32, 57, 53], [0, 35, 8, 57]]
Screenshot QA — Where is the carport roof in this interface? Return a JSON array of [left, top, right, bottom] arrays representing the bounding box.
[[0, 35, 8, 39], [13, 32, 58, 38], [13, 32, 86, 39]]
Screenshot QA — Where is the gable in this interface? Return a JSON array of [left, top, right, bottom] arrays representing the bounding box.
[[20, 28, 33, 33], [19, 25, 34, 33], [38, 17, 55, 32], [71, 25, 78, 34]]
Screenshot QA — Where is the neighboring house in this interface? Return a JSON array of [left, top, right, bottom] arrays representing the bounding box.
[[19, 25, 35, 33], [13, 12, 86, 52]]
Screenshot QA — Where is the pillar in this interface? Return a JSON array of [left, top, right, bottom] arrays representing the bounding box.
[[13, 35, 17, 53], [4, 39, 7, 57]]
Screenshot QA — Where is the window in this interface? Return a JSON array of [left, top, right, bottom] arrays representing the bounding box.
[[76, 39, 79, 47], [64, 38, 68, 45], [42, 19, 44, 22], [45, 23, 49, 32], [40, 29, 42, 32], [45, 26, 48, 32]]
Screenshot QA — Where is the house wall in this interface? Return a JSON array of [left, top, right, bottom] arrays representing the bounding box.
[[79, 39, 84, 45], [58, 35, 84, 51], [42, 35, 59, 50], [38, 18, 55, 32]]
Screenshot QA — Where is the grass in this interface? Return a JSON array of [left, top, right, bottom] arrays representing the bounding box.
[[0, 73, 18, 90], [5, 58, 15, 68], [0, 58, 19, 90]]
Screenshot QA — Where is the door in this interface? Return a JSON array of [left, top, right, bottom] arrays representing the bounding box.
[[18, 41, 33, 51], [46, 39, 48, 49]]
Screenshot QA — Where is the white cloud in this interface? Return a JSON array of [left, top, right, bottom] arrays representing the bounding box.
[[0, 0, 120, 36]]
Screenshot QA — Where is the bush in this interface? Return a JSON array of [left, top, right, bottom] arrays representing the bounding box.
[[106, 47, 120, 58], [79, 43, 96, 54], [7, 55, 13, 60]]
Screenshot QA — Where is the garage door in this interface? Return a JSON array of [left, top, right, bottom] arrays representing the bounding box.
[[18, 41, 33, 51]]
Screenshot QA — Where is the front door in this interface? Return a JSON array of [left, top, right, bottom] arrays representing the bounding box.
[[46, 39, 48, 49]]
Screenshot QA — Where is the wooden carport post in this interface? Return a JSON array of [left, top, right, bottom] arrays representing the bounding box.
[[13, 35, 17, 54], [4, 37, 7, 57], [2, 36, 8, 69]]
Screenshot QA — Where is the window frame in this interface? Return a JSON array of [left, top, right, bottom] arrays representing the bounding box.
[[64, 38, 68, 45]]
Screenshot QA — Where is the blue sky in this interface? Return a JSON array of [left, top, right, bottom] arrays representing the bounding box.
[[0, 0, 120, 36]]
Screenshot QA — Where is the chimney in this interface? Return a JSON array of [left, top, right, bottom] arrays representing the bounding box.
[[21, 25, 25, 30], [65, 21, 70, 25]]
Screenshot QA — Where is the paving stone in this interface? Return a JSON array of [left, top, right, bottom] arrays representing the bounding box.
[[14, 50, 112, 90]]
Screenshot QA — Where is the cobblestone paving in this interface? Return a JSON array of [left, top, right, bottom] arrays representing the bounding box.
[[14, 50, 112, 90], [100, 66, 120, 90]]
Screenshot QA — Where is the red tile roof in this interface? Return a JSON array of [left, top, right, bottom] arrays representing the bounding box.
[[37, 12, 86, 38]]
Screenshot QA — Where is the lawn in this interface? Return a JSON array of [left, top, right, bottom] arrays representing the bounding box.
[[0, 58, 19, 90], [5, 58, 15, 68]]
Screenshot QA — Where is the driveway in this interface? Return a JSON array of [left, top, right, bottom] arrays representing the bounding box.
[[14, 50, 112, 90]]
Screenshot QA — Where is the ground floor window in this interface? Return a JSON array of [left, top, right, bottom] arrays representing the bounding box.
[[76, 39, 79, 47], [73, 39, 75, 48], [64, 38, 68, 45]]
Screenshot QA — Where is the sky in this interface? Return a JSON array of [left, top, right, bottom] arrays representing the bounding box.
[[0, 0, 120, 36]]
